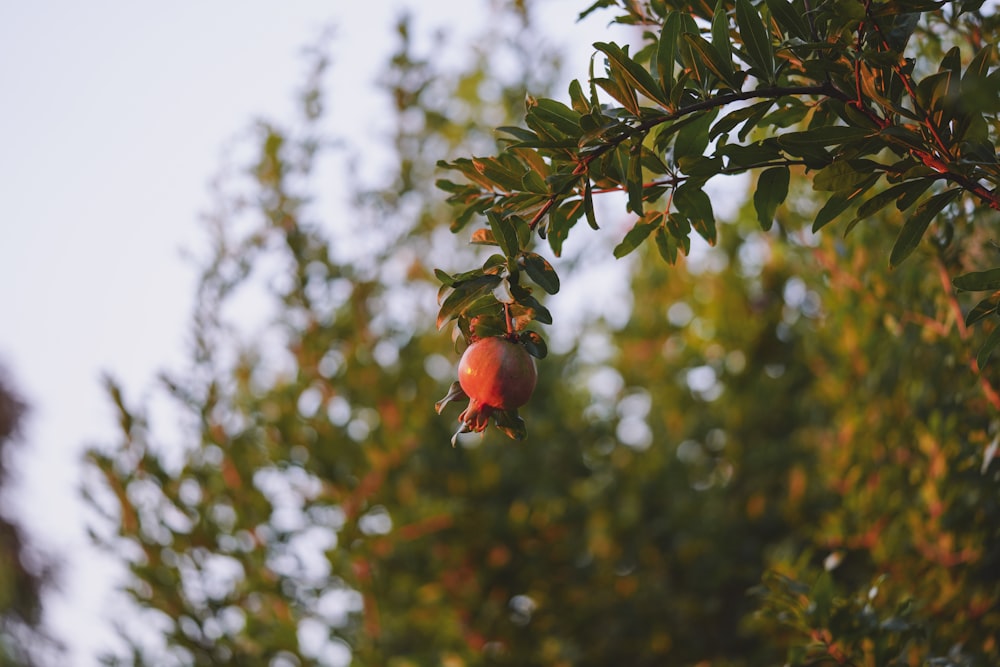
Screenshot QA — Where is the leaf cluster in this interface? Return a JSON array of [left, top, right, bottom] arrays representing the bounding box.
[[438, 0, 1000, 363], [435, 212, 558, 348]]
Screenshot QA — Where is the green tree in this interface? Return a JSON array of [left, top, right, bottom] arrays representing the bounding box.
[[86, 1, 1000, 666]]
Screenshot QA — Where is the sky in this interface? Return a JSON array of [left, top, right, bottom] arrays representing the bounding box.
[[0, 2, 612, 663], [0, 4, 363, 661]]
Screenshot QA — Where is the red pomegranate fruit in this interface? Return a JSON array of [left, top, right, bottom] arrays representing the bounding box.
[[457, 336, 537, 432]]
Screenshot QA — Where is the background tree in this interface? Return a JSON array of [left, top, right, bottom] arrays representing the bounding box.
[[85, 1, 999, 666], [0, 370, 60, 667]]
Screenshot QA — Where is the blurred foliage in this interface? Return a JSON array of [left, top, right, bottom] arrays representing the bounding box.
[[0, 371, 59, 667], [84, 1, 999, 666]]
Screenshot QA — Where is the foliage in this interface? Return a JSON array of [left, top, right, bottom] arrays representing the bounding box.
[[437, 0, 1000, 440], [82, 2, 1000, 667], [0, 371, 59, 667]]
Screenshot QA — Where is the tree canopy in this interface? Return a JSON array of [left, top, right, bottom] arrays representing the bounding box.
[[436, 0, 1000, 441], [78, 2, 1000, 666]]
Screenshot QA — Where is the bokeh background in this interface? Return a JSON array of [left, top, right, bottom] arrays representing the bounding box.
[[2, 2, 999, 666]]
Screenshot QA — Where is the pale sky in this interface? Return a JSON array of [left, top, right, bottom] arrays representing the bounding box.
[[0, 2, 608, 663]]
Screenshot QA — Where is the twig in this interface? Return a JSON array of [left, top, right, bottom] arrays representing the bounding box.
[[935, 256, 1000, 410]]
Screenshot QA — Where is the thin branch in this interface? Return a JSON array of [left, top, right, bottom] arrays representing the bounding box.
[[585, 159, 809, 195]]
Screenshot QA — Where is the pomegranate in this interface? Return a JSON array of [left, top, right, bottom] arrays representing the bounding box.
[[456, 336, 537, 433]]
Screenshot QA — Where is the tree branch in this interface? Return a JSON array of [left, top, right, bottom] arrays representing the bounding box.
[[528, 83, 847, 230]]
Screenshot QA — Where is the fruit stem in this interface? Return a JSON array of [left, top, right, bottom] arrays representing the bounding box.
[[504, 302, 514, 337]]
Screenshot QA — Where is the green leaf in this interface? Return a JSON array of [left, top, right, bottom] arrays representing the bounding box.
[[521, 169, 549, 194], [674, 182, 716, 245], [812, 161, 876, 193], [435, 268, 458, 287], [883, 11, 920, 51], [670, 70, 695, 107], [462, 293, 506, 329], [594, 41, 670, 108], [811, 174, 880, 232], [678, 155, 724, 177], [483, 253, 507, 272], [594, 76, 640, 116], [608, 143, 629, 191], [961, 45, 1000, 113], [879, 126, 932, 154], [614, 217, 660, 259], [810, 571, 835, 625], [497, 126, 540, 144], [764, 0, 810, 40], [627, 141, 645, 215], [711, 0, 734, 73], [568, 79, 590, 115], [954, 269, 1000, 292], [578, 0, 617, 20], [853, 180, 930, 221], [676, 13, 712, 88], [489, 212, 521, 258], [940, 45, 962, 79], [739, 101, 777, 142], [711, 101, 774, 140], [584, 179, 599, 230], [753, 166, 790, 231], [762, 98, 810, 129], [657, 12, 682, 95], [964, 292, 1000, 327], [720, 140, 783, 172], [778, 125, 872, 149], [462, 311, 506, 340], [528, 98, 583, 137], [895, 178, 934, 211], [674, 110, 718, 161], [735, 0, 776, 83], [471, 155, 527, 192], [514, 215, 533, 249], [665, 212, 691, 241], [977, 323, 1000, 369], [439, 157, 502, 191], [915, 70, 954, 116], [522, 252, 561, 294], [545, 199, 583, 258], [510, 286, 553, 325], [518, 330, 548, 359], [963, 44, 995, 84], [654, 225, 679, 264], [436, 275, 503, 329], [889, 189, 960, 267], [682, 33, 739, 90], [493, 408, 527, 441], [654, 113, 707, 155]]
